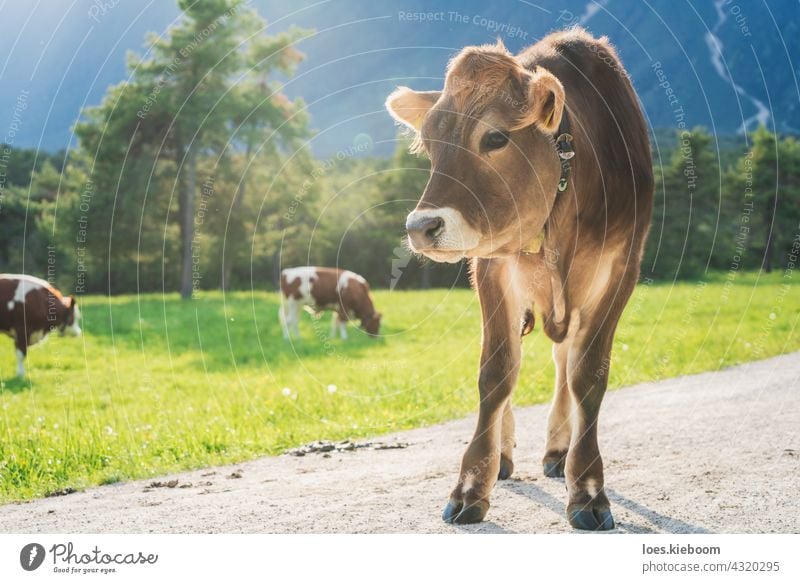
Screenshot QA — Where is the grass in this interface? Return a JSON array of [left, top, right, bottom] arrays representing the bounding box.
[[1, 272, 798, 502]]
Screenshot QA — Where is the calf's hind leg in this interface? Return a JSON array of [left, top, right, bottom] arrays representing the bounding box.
[[498, 400, 516, 480], [543, 341, 572, 477], [279, 302, 290, 339]]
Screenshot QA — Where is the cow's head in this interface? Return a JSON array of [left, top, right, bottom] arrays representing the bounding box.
[[361, 312, 381, 337], [60, 296, 82, 337], [386, 42, 565, 262]]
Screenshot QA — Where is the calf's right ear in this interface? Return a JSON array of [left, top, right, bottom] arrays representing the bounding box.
[[385, 87, 441, 132]]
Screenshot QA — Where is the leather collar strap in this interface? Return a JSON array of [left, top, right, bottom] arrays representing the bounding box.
[[554, 110, 575, 192], [521, 111, 574, 254]]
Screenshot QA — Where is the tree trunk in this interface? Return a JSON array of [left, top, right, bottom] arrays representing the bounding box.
[[272, 249, 282, 289], [179, 148, 197, 299], [222, 146, 250, 292], [763, 193, 776, 273], [421, 262, 431, 289], [221, 181, 244, 292]]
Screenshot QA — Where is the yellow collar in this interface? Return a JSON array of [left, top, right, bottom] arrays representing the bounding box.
[[521, 231, 545, 254]]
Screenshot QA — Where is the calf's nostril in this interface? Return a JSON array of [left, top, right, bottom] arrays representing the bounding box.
[[406, 214, 447, 248], [425, 217, 445, 240]]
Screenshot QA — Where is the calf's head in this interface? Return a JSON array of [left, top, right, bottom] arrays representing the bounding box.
[[361, 312, 381, 336], [386, 42, 566, 262], [60, 297, 82, 337]]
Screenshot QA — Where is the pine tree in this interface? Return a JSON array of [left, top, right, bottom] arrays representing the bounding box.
[[74, 0, 310, 296], [645, 128, 720, 279], [748, 126, 780, 272]]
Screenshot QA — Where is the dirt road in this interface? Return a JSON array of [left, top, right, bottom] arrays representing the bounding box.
[[2, 353, 798, 533]]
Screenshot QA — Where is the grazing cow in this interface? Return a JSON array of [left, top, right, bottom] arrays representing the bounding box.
[[0, 274, 82, 377], [280, 267, 381, 339], [385, 28, 653, 530]]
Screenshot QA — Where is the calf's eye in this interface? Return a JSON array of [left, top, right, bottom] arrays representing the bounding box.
[[482, 130, 509, 151]]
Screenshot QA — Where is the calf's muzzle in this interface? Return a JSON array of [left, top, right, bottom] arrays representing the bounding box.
[[405, 212, 445, 250]]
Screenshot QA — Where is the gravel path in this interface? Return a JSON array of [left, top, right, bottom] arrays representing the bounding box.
[[2, 353, 798, 533]]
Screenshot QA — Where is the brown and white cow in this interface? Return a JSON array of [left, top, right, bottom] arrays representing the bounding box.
[[0, 274, 82, 377], [280, 267, 381, 339], [386, 28, 653, 530]]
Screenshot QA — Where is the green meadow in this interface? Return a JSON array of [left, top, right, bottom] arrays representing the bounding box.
[[1, 272, 797, 502]]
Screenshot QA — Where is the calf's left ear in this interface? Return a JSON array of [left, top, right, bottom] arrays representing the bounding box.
[[519, 68, 565, 134], [385, 87, 441, 132]]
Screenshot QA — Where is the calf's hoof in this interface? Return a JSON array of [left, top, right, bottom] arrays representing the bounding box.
[[567, 505, 615, 531], [543, 460, 564, 478], [442, 498, 489, 525], [542, 452, 566, 478], [498, 456, 514, 480]]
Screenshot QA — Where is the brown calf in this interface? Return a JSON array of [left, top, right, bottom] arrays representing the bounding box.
[[0, 274, 82, 377], [386, 28, 653, 530], [280, 267, 381, 339]]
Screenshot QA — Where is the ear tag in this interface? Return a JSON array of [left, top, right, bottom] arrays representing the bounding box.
[[544, 109, 554, 129]]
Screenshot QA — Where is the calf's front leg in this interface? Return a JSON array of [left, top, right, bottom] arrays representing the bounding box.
[[13, 329, 28, 378], [329, 312, 339, 339], [15, 346, 26, 378], [564, 325, 615, 531], [443, 258, 520, 524]]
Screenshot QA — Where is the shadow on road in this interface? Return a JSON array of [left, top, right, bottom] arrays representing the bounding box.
[[607, 489, 711, 534], [499, 479, 711, 534], [452, 521, 516, 534], [501, 478, 566, 519]]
